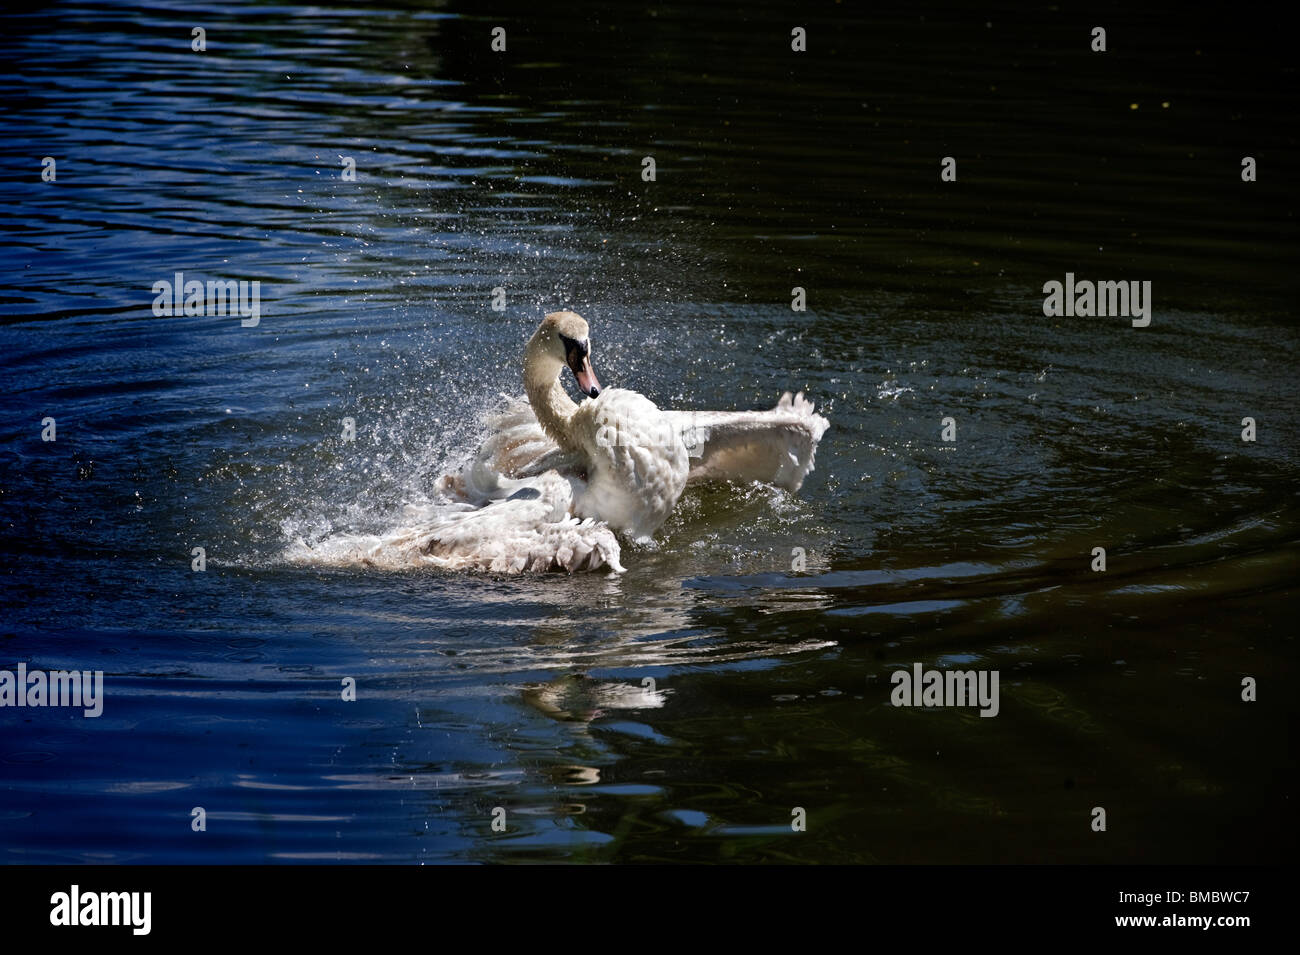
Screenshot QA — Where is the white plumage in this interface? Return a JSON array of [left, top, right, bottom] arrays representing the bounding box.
[[291, 311, 829, 574], [437, 311, 829, 572]]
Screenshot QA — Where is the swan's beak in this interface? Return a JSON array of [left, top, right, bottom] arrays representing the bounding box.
[[566, 340, 601, 399]]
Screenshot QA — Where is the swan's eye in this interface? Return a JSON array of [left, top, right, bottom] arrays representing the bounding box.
[[559, 333, 588, 357]]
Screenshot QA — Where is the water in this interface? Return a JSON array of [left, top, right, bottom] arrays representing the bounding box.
[[0, 1, 1295, 863]]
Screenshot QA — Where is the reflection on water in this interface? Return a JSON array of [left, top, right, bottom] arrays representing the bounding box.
[[0, 1, 1296, 863]]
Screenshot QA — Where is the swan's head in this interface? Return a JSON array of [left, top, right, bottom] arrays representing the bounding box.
[[536, 310, 602, 399]]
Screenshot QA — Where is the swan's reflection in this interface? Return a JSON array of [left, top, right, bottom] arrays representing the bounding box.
[[522, 672, 669, 725]]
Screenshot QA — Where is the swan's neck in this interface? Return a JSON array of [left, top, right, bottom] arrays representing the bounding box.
[[524, 340, 581, 451]]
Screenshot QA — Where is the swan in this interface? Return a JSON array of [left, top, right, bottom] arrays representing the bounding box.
[[438, 310, 830, 570], [521, 310, 691, 540]]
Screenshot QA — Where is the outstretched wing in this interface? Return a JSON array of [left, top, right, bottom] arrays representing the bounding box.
[[662, 391, 829, 491], [444, 390, 829, 500], [439, 395, 577, 503]]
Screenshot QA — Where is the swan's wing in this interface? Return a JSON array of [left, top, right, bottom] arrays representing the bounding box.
[[288, 472, 624, 574], [515, 446, 586, 480], [662, 391, 829, 491], [420, 497, 625, 574], [482, 399, 560, 475], [439, 395, 576, 503]]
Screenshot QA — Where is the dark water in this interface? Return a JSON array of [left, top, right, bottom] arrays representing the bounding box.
[[0, 1, 1295, 863]]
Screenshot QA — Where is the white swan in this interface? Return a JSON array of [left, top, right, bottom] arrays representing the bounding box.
[[439, 310, 829, 570], [290, 311, 828, 574]]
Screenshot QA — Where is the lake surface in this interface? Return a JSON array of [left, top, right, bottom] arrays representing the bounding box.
[[0, 0, 1295, 863]]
